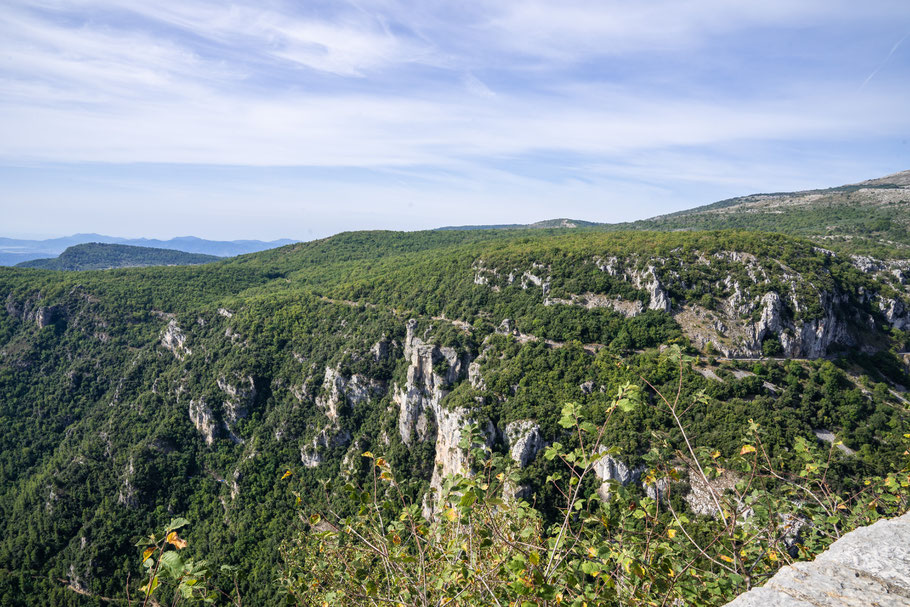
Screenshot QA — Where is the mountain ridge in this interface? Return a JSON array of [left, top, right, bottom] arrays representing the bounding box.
[[436, 169, 910, 257]]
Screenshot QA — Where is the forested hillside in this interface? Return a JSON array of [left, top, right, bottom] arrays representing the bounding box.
[[17, 243, 220, 271], [617, 170, 910, 258], [0, 228, 908, 605]]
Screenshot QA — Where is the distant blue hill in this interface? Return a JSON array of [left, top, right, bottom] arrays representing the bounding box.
[[16, 243, 222, 271], [0, 234, 297, 266]]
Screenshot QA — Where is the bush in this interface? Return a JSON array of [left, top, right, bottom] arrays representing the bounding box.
[[276, 348, 910, 606]]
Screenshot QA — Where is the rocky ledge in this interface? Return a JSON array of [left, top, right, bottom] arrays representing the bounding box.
[[725, 510, 910, 607]]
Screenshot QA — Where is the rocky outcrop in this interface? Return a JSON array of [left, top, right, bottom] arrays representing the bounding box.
[[677, 288, 853, 359], [504, 420, 546, 468], [188, 399, 217, 445], [395, 319, 467, 444], [880, 297, 910, 331], [298, 366, 382, 467], [217, 375, 256, 425], [161, 319, 191, 360], [117, 457, 137, 507], [424, 405, 496, 517], [370, 338, 390, 361], [725, 510, 910, 607], [316, 367, 385, 422], [629, 266, 671, 312], [593, 450, 643, 500], [300, 427, 353, 468], [545, 292, 644, 318], [35, 305, 66, 328], [686, 469, 741, 517]]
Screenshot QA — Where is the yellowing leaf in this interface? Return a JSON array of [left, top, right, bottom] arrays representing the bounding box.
[[443, 508, 458, 522], [142, 546, 156, 562], [281, 469, 293, 481], [711, 450, 721, 459], [361, 451, 374, 459], [375, 457, 386, 467], [667, 528, 677, 539], [166, 531, 188, 550], [767, 551, 778, 562], [740, 445, 756, 455], [587, 547, 597, 558]]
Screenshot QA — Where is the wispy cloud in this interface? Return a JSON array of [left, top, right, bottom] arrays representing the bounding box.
[[1, 1, 909, 237], [859, 31, 910, 90]]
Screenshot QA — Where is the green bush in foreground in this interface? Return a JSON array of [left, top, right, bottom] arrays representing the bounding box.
[[129, 349, 909, 606], [275, 348, 909, 607]]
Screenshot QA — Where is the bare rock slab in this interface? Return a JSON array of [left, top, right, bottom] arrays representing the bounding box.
[[726, 511, 910, 607]]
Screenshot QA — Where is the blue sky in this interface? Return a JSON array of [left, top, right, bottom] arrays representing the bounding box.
[[1, 1, 909, 240]]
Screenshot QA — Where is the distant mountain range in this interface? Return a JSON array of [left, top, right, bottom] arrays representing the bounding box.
[[0, 234, 297, 266], [16, 243, 221, 271]]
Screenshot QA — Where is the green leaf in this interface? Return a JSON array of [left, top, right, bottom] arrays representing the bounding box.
[[165, 517, 190, 533], [160, 550, 184, 579]]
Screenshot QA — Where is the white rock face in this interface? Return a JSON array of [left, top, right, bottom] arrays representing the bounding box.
[[217, 375, 256, 425], [545, 292, 644, 318], [300, 366, 380, 467], [630, 266, 671, 312], [395, 319, 467, 444], [782, 292, 851, 359], [880, 297, 910, 331], [592, 449, 643, 500], [850, 255, 884, 273], [424, 405, 496, 517], [188, 399, 217, 445], [685, 469, 740, 517], [680, 287, 853, 359], [117, 457, 137, 507], [161, 319, 191, 359], [316, 367, 385, 422], [504, 420, 546, 468], [35, 305, 64, 328], [725, 511, 910, 607]]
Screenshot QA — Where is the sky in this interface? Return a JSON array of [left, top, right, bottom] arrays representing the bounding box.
[[1, 1, 909, 240]]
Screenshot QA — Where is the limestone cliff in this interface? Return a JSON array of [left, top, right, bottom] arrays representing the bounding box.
[[394, 319, 468, 445], [470, 249, 878, 359]]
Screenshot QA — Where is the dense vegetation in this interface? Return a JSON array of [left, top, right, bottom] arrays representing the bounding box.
[[0, 226, 907, 605], [614, 178, 910, 258], [16, 243, 221, 271]]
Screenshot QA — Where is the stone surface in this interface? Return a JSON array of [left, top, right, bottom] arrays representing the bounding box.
[[188, 398, 216, 445], [504, 420, 546, 468], [395, 319, 467, 444], [161, 319, 191, 359], [725, 511, 910, 607], [592, 449, 643, 499]]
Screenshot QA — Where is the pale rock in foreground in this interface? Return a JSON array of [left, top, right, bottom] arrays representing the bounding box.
[[725, 510, 910, 607]]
